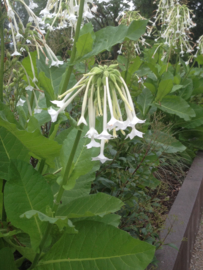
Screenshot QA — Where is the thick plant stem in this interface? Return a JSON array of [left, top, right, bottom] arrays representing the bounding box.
[[0, 21, 6, 222], [29, 1, 85, 267], [59, 0, 85, 95], [0, 20, 4, 102], [53, 129, 83, 210], [30, 127, 83, 270]]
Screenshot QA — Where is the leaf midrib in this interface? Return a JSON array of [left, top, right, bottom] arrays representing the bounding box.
[[0, 135, 10, 159], [22, 180, 43, 239], [38, 249, 153, 265]]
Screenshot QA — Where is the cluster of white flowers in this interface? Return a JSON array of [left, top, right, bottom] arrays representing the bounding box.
[[117, 11, 150, 56], [150, 0, 196, 62], [3, 0, 109, 64], [39, 0, 109, 37], [48, 65, 145, 163], [196, 36, 203, 57]]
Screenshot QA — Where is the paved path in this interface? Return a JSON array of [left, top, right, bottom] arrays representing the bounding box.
[[190, 213, 203, 270]]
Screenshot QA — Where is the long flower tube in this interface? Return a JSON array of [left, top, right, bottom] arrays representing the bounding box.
[[48, 65, 145, 163]]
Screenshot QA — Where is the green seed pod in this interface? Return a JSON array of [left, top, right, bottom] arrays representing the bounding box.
[[26, 22, 32, 28], [13, 77, 17, 82], [24, 45, 29, 52], [91, 67, 102, 75], [3, 93, 6, 97], [19, 83, 24, 88], [4, 28, 7, 34], [14, 89, 17, 95], [10, 100, 14, 105], [12, 58, 18, 64], [13, 69, 17, 75], [109, 64, 118, 68], [9, 82, 15, 87], [18, 23, 23, 29]]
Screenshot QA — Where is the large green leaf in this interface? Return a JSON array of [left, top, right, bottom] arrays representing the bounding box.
[[154, 96, 195, 121], [181, 103, 203, 129], [34, 221, 155, 270], [4, 161, 53, 251], [145, 131, 186, 154], [0, 127, 29, 179], [0, 248, 18, 270], [57, 193, 123, 218], [38, 72, 56, 103], [155, 79, 173, 101], [192, 77, 203, 95], [74, 214, 121, 228], [78, 20, 147, 62], [179, 126, 203, 150], [60, 128, 100, 190], [76, 33, 94, 59], [36, 54, 77, 96], [20, 210, 77, 232], [137, 88, 153, 116], [0, 111, 61, 167], [60, 162, 100, 206], [22, 51, 38, 85]]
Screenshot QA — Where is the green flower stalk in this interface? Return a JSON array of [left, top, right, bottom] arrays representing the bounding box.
[[48, 65, 145, 163]]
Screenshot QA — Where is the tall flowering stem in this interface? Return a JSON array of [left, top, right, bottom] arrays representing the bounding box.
[[29, 1, 86, 268], [60, 0, 85, 95], [0, 17, 5, 102], [0, 10, 7, 223]]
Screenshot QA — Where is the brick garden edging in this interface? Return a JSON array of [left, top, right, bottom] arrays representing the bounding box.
[[156, 152, 203, 270]]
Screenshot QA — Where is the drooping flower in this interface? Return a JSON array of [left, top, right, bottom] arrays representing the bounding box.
[[50, 65, 145, 163], [17, 98, 26, 107]]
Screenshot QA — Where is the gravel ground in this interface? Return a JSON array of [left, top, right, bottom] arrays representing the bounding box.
[[190, 213, 203, 270]]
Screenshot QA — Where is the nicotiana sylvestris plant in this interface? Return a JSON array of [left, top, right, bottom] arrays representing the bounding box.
[[48, 65, 145, 163], [117, 11, 150, 56], [150, 0, 197, 63], [0, 0, 155, 269]]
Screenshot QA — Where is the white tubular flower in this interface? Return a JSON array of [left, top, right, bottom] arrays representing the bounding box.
[[29, 0, 38, 9], [92, 140, 112, 163], [25, 85, 34, 91], [28, 52, 38, 83], [49, 65, 145, 163], [126, 127, 144, 140], [77, 76, 93, 126], [17, 98, 26, 107], [34, 107, 42, 114], [49, 85, 85, 122], [10, 23, 21, 57], [86, 95, 100, 149], [86, 139, 101, 149], [48, 107, 59, 122], [96, 86, 113, 140]]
